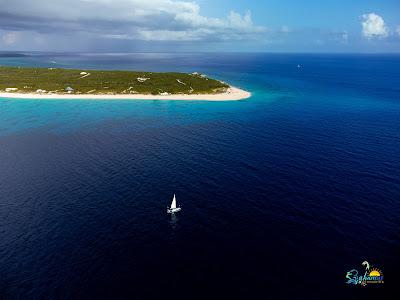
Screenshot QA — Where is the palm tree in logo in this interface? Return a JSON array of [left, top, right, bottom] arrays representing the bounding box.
[[362, 261, 370, 272], [361, 261, 370, 286]]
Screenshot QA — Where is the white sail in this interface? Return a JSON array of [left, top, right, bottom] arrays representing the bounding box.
[[171, 194, 177, 209]]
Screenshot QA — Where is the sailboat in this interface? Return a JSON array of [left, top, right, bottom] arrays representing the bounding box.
[[167, 194, 181, 214]]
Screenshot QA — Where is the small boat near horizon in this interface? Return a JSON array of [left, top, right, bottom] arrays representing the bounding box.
[[167, 194, 181, 214]]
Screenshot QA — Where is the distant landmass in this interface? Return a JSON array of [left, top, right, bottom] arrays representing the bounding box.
[[0, 53, 28, 58]]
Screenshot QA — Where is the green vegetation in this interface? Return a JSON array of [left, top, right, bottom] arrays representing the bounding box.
[[0, 66, 229, 95]]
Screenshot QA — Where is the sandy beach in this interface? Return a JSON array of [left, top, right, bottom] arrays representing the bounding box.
[[0, 86, 251, 101]]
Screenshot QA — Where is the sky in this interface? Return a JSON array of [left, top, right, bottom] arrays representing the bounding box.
[[0, 0, 399, 52]]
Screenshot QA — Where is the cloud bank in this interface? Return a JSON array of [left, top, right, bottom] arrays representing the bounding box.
[[0, 0, 265, 43]]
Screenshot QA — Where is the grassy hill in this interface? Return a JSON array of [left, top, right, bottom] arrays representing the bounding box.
[[0, 67, 229, 95]]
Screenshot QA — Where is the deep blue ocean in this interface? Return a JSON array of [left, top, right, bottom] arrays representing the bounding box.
[[0, 53, 399, 299]]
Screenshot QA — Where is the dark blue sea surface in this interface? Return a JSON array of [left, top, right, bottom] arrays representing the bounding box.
[[0, 53, 399, 299]]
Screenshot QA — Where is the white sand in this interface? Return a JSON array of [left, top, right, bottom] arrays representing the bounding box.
[[0, 86, 251, 101]]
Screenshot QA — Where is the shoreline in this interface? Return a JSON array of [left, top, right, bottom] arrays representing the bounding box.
[[0, 86, 251, 101]]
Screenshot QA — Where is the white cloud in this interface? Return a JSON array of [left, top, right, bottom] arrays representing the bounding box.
[[2, 31, 20, 45], [280, 26, 290, 33], [0, 0, 265, 42], [396, 26, 400, 37], [361, 13, 388, 39], [341, 31, 349, 41]]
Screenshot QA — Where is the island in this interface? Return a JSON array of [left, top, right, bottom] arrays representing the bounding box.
[[0, 66, 250, 101]]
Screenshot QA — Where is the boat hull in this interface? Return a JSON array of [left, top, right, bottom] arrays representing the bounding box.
[[167, 207, 181, 214]]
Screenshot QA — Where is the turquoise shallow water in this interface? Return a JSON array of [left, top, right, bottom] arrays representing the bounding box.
[[0, 53, 399, 299]]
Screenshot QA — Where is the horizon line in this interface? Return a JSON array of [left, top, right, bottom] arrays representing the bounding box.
[[1, 50, 400, 55]]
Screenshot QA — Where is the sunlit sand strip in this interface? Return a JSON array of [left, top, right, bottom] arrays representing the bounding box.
[[0, 86, 251, 101]]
